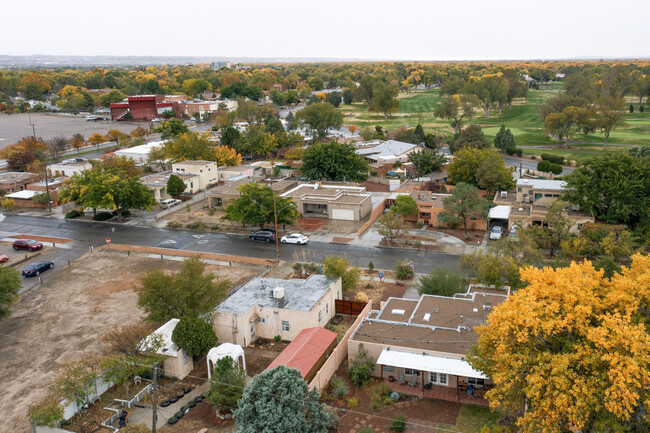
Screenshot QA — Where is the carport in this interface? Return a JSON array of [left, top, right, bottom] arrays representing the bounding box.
[[488, 205, 511, 229]]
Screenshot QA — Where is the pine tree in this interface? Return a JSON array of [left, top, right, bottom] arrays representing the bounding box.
[[414, 123, 426, 144]]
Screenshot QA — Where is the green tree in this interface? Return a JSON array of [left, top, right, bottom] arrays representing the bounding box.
[[406, 149, 445, 177], [493, 125, 516, 153], [220, 126, 241, 148], [208, 356, 246, 413], [222, 183, 300, 229], [323, 255, 360, 292], [413, 123, 426, 144], [347, 344, 376, 387], [434, 94, 479, 134], [594, 96, 626, 150], [476, 153, 515, 193], [296, 102, 343, 140], [563, 152, 650, 226], [99, 89, 126, 107], [370, 81, 399, 120], [234, 365, 330, 433], [543, 105, 590, 147], [155, 118, 189, 139], [342, 88, 354, 104], [164, 132, 214, 162], [166, 174, 186, 197], [543, 200, 574, 257], [416, 268, 467, 297], [448, 147, 512, 190], [465, 75, 509, 119], [0, 267, 21, 319], [392, 195, 417, 216], [47, 135, 69, 162], [171, 314, 218, 358], [137, 257, 230, 323], [301, 141, 369, 182], [325, 91, 342, 108], [438, 182, 491, 236], [457, 124, 490, 149], [375, 211, 406, 243]]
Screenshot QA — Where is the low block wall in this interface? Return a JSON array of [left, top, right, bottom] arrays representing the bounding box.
[[357, 199, 388, 237], [308, 301, 373, 391], [102, 244, 276, 266]]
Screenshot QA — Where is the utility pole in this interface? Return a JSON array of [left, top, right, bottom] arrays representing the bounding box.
[[44, 165, 52, 215], [273, 192, 280, 262], [152, 363, 159, 433], [28, 111, 36, 138]]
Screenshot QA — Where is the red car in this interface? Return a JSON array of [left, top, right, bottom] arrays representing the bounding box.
[[0, 255, 8, 263], [13, 239, 43, 252]]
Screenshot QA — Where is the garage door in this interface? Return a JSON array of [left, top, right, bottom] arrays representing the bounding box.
[[331, 208, 355, 221]]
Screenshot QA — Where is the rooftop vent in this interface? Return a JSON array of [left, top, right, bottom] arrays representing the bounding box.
[[459, 315, 463, 323], [500, 191, 507, 198], [518, 208, 523, 212], [473, 308, 479, 313], [273, 287, 285, 299], [391, 309, 405, 315], [434, 308, 439, 313], [423, 313, 431, 322]]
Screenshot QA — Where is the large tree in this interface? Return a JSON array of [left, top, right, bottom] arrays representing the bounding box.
[[457, 124, 490, 149], [164, 132, 214, 162], [475, 152, 515, 193], [433, 94, 479, 134], [594, 96, 626, 150], [375, 211, 406, 243], [166, 174, 186, 197], [234, 365, 330, 433], [213, 145, 241, 166], [171, 314, 218, 358], [301, 141, 369, 182], [407, 149, 445, 177], [543, 105, 590, 147], [392, 195, 417, 217], [448, 147, 512, 191], [493, 125, 516, 153], [208, 356, 246, 413], [543, 200, 574, 257], [155, 118, 189, 140], [370, 81, 399, 120], [222, 183, 300, 229], [465, 75, 509, 119], [137, 257, 230, 323], [563, 152, 650, 226], [47, 136, 69, 162], [295, 102, 343, 140], [438, 182, 491, 236], [469, 254, 650, 433], [0, 267, 21, 320]]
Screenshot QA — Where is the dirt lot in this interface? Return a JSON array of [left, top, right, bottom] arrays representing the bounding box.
[[0, 251, 258, 433]]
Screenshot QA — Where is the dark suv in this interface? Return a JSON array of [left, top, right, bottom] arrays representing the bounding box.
[[13, 239, 43, 252], [249, 229, 276, 243]]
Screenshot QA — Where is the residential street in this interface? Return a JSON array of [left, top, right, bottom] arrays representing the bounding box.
[[0, 214, 460, 274]]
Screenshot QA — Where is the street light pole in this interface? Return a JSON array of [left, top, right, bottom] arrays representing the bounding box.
[[273, 193, 280, 262]]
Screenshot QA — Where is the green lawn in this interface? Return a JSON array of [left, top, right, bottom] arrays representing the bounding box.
[[339, 87, 650, 162], [438, 404, 503, 433]]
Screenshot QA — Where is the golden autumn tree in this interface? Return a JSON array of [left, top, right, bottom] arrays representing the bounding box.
[[469, 254, 650, 433], [213, 145, 241, 166]]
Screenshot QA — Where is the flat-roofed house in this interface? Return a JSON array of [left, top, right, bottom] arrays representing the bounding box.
[[281, 183, 372, 221]]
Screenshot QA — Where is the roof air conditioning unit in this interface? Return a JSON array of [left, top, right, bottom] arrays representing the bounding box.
[[500, 191, 507, 198], [273, 287, 285, 299]]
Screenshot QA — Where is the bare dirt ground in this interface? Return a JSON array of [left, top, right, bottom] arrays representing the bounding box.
[[0, 251, 258, 433]]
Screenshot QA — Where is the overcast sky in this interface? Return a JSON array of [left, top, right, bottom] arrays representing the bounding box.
[[4, 0, 648, 60]]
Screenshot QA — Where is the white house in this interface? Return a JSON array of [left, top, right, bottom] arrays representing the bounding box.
[[114, 141, 165, 165], [171, 160, 219, 191]]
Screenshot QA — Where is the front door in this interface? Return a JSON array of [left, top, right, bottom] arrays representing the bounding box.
[[250, 322, 256, 339], [429, 372, 448, 386]]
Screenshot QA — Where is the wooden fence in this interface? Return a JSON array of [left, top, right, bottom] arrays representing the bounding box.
[[335, 299, 368, 316], [357, 198, 388, 237]]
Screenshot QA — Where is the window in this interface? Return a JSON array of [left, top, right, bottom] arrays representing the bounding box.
[[420, 212, 430, 218], [439, 373, 447, 385], [534, 193, 543, 202], [429, 372, 437, 383], [281, 321, 290, 332], [318, 311, 322, 322], [383, 365, 395, 373], [404, 369, 420, 376], [468, 378, 485, 386], [326, 303, 329, 314], [258, 317, 265, 324], [517, 187, 522, 192]]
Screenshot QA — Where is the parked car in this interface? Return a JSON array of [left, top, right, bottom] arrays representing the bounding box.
[[152, 118, 164, 122], [21, 261, 54, 277], [280, 233, 309, 245], [249, 230, 276, 243], [0, 254, 9, 263], [161, 199, 182, 209], [489, 226, 504, 240], [13, 239, 43, 251], [242, 155, 254, 161], [85, 115, 98, 121]]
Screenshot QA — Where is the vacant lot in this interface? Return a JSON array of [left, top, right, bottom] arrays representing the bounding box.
[[0, 252, 258, 433], [0, 113, 143, 149]]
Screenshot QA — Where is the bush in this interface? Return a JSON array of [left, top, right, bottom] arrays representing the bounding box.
[[417, 268, 467, 297], [415, 221, 424, 229], [541, 153, 564, 164], [93, 212, 113, 221], [347, 397, 358, 408], [186, 221, 207, 230], [359, 428, 376, 433], [514, 148, 523, 157], [334, 383, 349, 399], [171, 314, 218, 357], [390, 392, 400, 401], [65, 209, 83, 219], [208, 208, 216, 216], [112, 209, 131, 217], [210, 224, 219, 231], [537, 160, 551, 172], [348, 344, 375, 386], [1, 198, 15, 209], [166, 220, 183, 228], [394, 259, 414, 280], [391, 415, 407, 432], [370, 383, 392, 410], [273, 335, 282, 343], [548, 163, 563, 175], [368, 261, 374, 272], [414, 240, 422, 248]]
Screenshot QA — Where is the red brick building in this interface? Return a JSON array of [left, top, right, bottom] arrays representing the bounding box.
[[110, 95, 169, 121]]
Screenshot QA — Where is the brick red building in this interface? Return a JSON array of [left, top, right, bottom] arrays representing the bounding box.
[[110, 95, 169, 121]]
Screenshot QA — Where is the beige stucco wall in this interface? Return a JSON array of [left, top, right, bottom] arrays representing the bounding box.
[[163, 350, 194, 380], [213, 279, 342, 347], [173, 161, 219, 190], [516, 186, 563, 205], [509, 213, 594, 234], [150, 185, 171, 203]]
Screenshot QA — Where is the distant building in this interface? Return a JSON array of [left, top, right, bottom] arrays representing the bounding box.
[[110, 94, 171, 121], [211, 60, 231, 70], [355, 140, 424, 164], [114, 141, 165, 165], [0, 172, 40, 193]]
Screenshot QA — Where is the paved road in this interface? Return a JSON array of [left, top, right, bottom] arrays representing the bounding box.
[[0, 215, 460, 274], [502, 155, 574, 176]]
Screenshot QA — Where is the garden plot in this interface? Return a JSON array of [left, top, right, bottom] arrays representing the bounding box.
[[0, 251, 257, 433]]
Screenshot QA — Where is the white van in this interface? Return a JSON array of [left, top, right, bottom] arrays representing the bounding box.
[[161, 199, 182, 209]]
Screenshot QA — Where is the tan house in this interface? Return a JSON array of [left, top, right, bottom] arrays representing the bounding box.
[[141, 319, 194, 380], [213, 275, 342, 347], [140, 171, 195, 203], [347, 285, 509, 404], [208, 178, 298, 208], [218, 165, 256, 182], [48, 161, 92, 177], [172, 160, 219, 191], [0, 172, 40, 193], [281, 183, 372, 221]]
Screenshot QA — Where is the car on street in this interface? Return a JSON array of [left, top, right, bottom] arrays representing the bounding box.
[[13, 239, 44, 251], [280, 233, 309, 245], [249, 229, 276, 243], [21, 261, 54, 277], [85, 115, 98, 121], [489, 226, 503, 240], [0, 254, 9, 263], [161, 199, 182, 209]]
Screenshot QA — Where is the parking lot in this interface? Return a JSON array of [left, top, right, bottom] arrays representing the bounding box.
[[0, 113, 144, 149]]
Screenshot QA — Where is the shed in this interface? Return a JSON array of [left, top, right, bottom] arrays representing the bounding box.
[[266, 327, 337, 382], [140, 318, 194, 379]]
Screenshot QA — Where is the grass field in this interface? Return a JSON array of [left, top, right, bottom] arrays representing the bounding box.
[[340, 86, 650, 162]]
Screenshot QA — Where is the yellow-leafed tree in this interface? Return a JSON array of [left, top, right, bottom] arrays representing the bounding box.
[[213, 145, 241, 166], [469, 254, 650, 433]]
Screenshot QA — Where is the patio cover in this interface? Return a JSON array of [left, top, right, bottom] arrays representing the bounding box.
[[488, 205, 511, 221], [377, 348, 487, 379]]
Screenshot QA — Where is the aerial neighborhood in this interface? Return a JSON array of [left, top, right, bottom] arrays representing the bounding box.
[[1, 9, 650, 433]]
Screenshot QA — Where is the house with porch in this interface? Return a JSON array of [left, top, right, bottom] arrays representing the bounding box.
[[280, 183, 372, 221], [347, 285, 509, 405]]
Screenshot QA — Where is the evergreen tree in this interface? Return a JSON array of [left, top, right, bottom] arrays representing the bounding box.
[[414, 123, 426, 144], [493, 124, 516, 153], [166, 174, 186, 197]]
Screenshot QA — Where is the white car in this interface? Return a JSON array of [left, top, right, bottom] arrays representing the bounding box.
[[489, 226, 503, 240], [161, 199, 182, 209], [280, 233, 309, 245]]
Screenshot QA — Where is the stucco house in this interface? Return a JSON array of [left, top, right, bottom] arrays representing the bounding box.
[[140, 319, 194, 380], [280, 183, 372, 221], [213, 275, 342, 347], [172, 160, 219, 191], [218, 165, 256, 182], [347, 285, 509, 404]]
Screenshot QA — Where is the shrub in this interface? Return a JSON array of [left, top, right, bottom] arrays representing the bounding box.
[[273, 335, 282, 343], [348, 344, 375, 386], [414, 240, 422, 248], [210, 224, 219, 231], [515, 148, 523, 157], [368, 262, 374, 272], [1, 198, 15, 209], [548, 163, 563, 175], [208, 208, 216, 216], [347, 397, 358, 408], [417, 268, 467, 297], [370, 383, 392, 409], [541, 153, 564, 164], [65, 209, 83, 219], [93, 212, 113, 221], [390, 392, 400, 401], [359, 428, 376, 433], [415, 221, 424, 229], [166, 220, 183, 229], [330, 376, 344, 389], [394, 259, 414, 280], [530, 155, 536, 159], [292, 262, 303, 275], [390, 415, 407, 432], [186, 221, 207, 230], [354, 292, 369, 303], [112, 209, 131, 217], [334, 383, 349, 399]]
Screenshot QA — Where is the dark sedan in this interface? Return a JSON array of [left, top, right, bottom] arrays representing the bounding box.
[[21, 261, 54, 277], [249, 230, 276, 243]]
